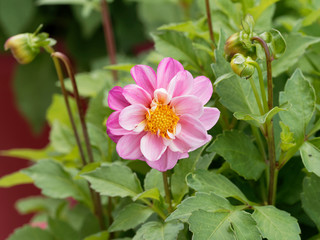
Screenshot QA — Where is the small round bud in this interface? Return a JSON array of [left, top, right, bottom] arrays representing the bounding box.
[[4, 33, 40, 64], [230, 53, 255, 79], [224, 32, 257, 62]]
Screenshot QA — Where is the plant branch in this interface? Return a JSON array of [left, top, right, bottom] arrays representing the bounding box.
[[50, 51, 106, 230], [100, 0, 118, 82], [45, 46, 87, 167], [205, 0, 215, 52], [162, 171, 173, 213]]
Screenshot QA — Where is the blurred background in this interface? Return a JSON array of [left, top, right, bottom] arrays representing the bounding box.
[[1, 0, 320, 239]]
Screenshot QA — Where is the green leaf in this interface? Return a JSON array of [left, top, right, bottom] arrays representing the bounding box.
[[133, 221, 184, 240], [0, 171, 33, 188], [48, 218, 80, 240], [186, 169, 249, 204], [302, 8, 320, 27], [189, 209, 261, 240], [16, 196, 66, 216], [152, 31, 200, 70], [109, 203, 153, 232], [0, 147, 51, 162], [47, 94, 79, 128], [234, 105, 288, 126], [0, 0, 35, 36], [104, 64, 136, 72], [7, 225, 55, 240], [13, 54, 58, 133], [84, 231, 109, 240], [300, 141, 320, 177], [50, 121, 76, 154], [144, 169, 165, 196], [133, 188, 161, 201], [272, 33, 320, 77], [87, 123, 109, 160], [22, 159, 91, 205], [208, 131, 266, 180], [279, 121, 296, 152], [252, 205, 300, 240], [195, 152, 216, 170], [167, 192, 233, 222], [247, 0, 279, 21], [301, 174, 320, 230], [279, 69, 316, 144], [171, 146, 207, 203], [82, 163, 143, 198], [63, 70, 109, 98], [37, 0, 85, 4]]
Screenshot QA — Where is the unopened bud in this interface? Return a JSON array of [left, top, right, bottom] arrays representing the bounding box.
[[242, 14, 255, 34], [4, 34, 40, 64], [224, 32, 257, 62], [230, 53, 255, 79]]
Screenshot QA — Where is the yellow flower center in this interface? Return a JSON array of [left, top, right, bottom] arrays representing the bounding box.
[[145, 104, 179, 138]]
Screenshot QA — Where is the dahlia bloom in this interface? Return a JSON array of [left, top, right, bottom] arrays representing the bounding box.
[[107, 58, 220, 171]]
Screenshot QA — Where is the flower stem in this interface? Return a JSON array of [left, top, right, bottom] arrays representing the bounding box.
[[205, 0, 215, 52], [249, 61, 268, 113], [162, 171, 173, 213], [251, 36, 277, 205], [100, 0, 118, 82], [44, 46, 87, 166], [251, 36, 273, 110], [48, 50, 106, 230], [248, 77, 264, 116]]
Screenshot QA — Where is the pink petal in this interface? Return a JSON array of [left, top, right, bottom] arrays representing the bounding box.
[[108, 86, 130, 111], [175, 115, 210, 148], [171, 95, 203, 117], [140, 132, 167, 161], [146, 149, 179, 172], [167, 70, 194, 98], [199, 107, 220, 130], [169, 137, 191, 153], [119, 104, 147, 131], [107, 129, 121, 143], [131, 65, 157, 95], [154, 88, 171, 105], [116, 133, 145, 160], [157, 57, 184, 89], [192, 76, 213, 105], [107, 111, 131, 136], [122, 84, 152, 107]]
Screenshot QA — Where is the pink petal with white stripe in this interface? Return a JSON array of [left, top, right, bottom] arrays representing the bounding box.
[[108, 86, 130, 111], [157, 57, 184, 89], [199, 107, 220, 130], [131, 65, 157, 95], [116, 133, 145, 160], [175, 115, 209, 148], [171, 95, 203, 117], [192, 76, 213, 105], [140, 132, 167, 161], [122, 84, 152, 107], [167, 70, 194, 98], [119, 104, 147, 131], [146, 149, 180, 172]]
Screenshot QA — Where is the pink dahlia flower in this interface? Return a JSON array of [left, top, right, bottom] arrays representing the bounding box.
[[107, 58, 220, 172]]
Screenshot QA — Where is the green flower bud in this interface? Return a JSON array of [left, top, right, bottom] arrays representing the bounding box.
[[230, 53, 255, 79], [4, 33, 40, 64], [241, 14, 255, 34], [224, 32, 257, 62]]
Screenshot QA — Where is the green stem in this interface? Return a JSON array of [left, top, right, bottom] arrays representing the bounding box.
[[141, 199, 166, 220], [48, 49, 106, 230], [44, 46, 87, 167], [162, 171, 173, 213], [248, 77, 264, 115], [251, 125, 267, 162], [205, 0, 215, 52], [251, 37, 277, 205], [100, 0, 118, 82], [249, 61, 268, 113]]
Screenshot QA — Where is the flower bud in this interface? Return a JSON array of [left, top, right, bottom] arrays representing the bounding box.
[[241, 14, 255, 34], [4, 33, 40, 64], [224, 32, 257, 62], [230, 53, 255, 79]]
